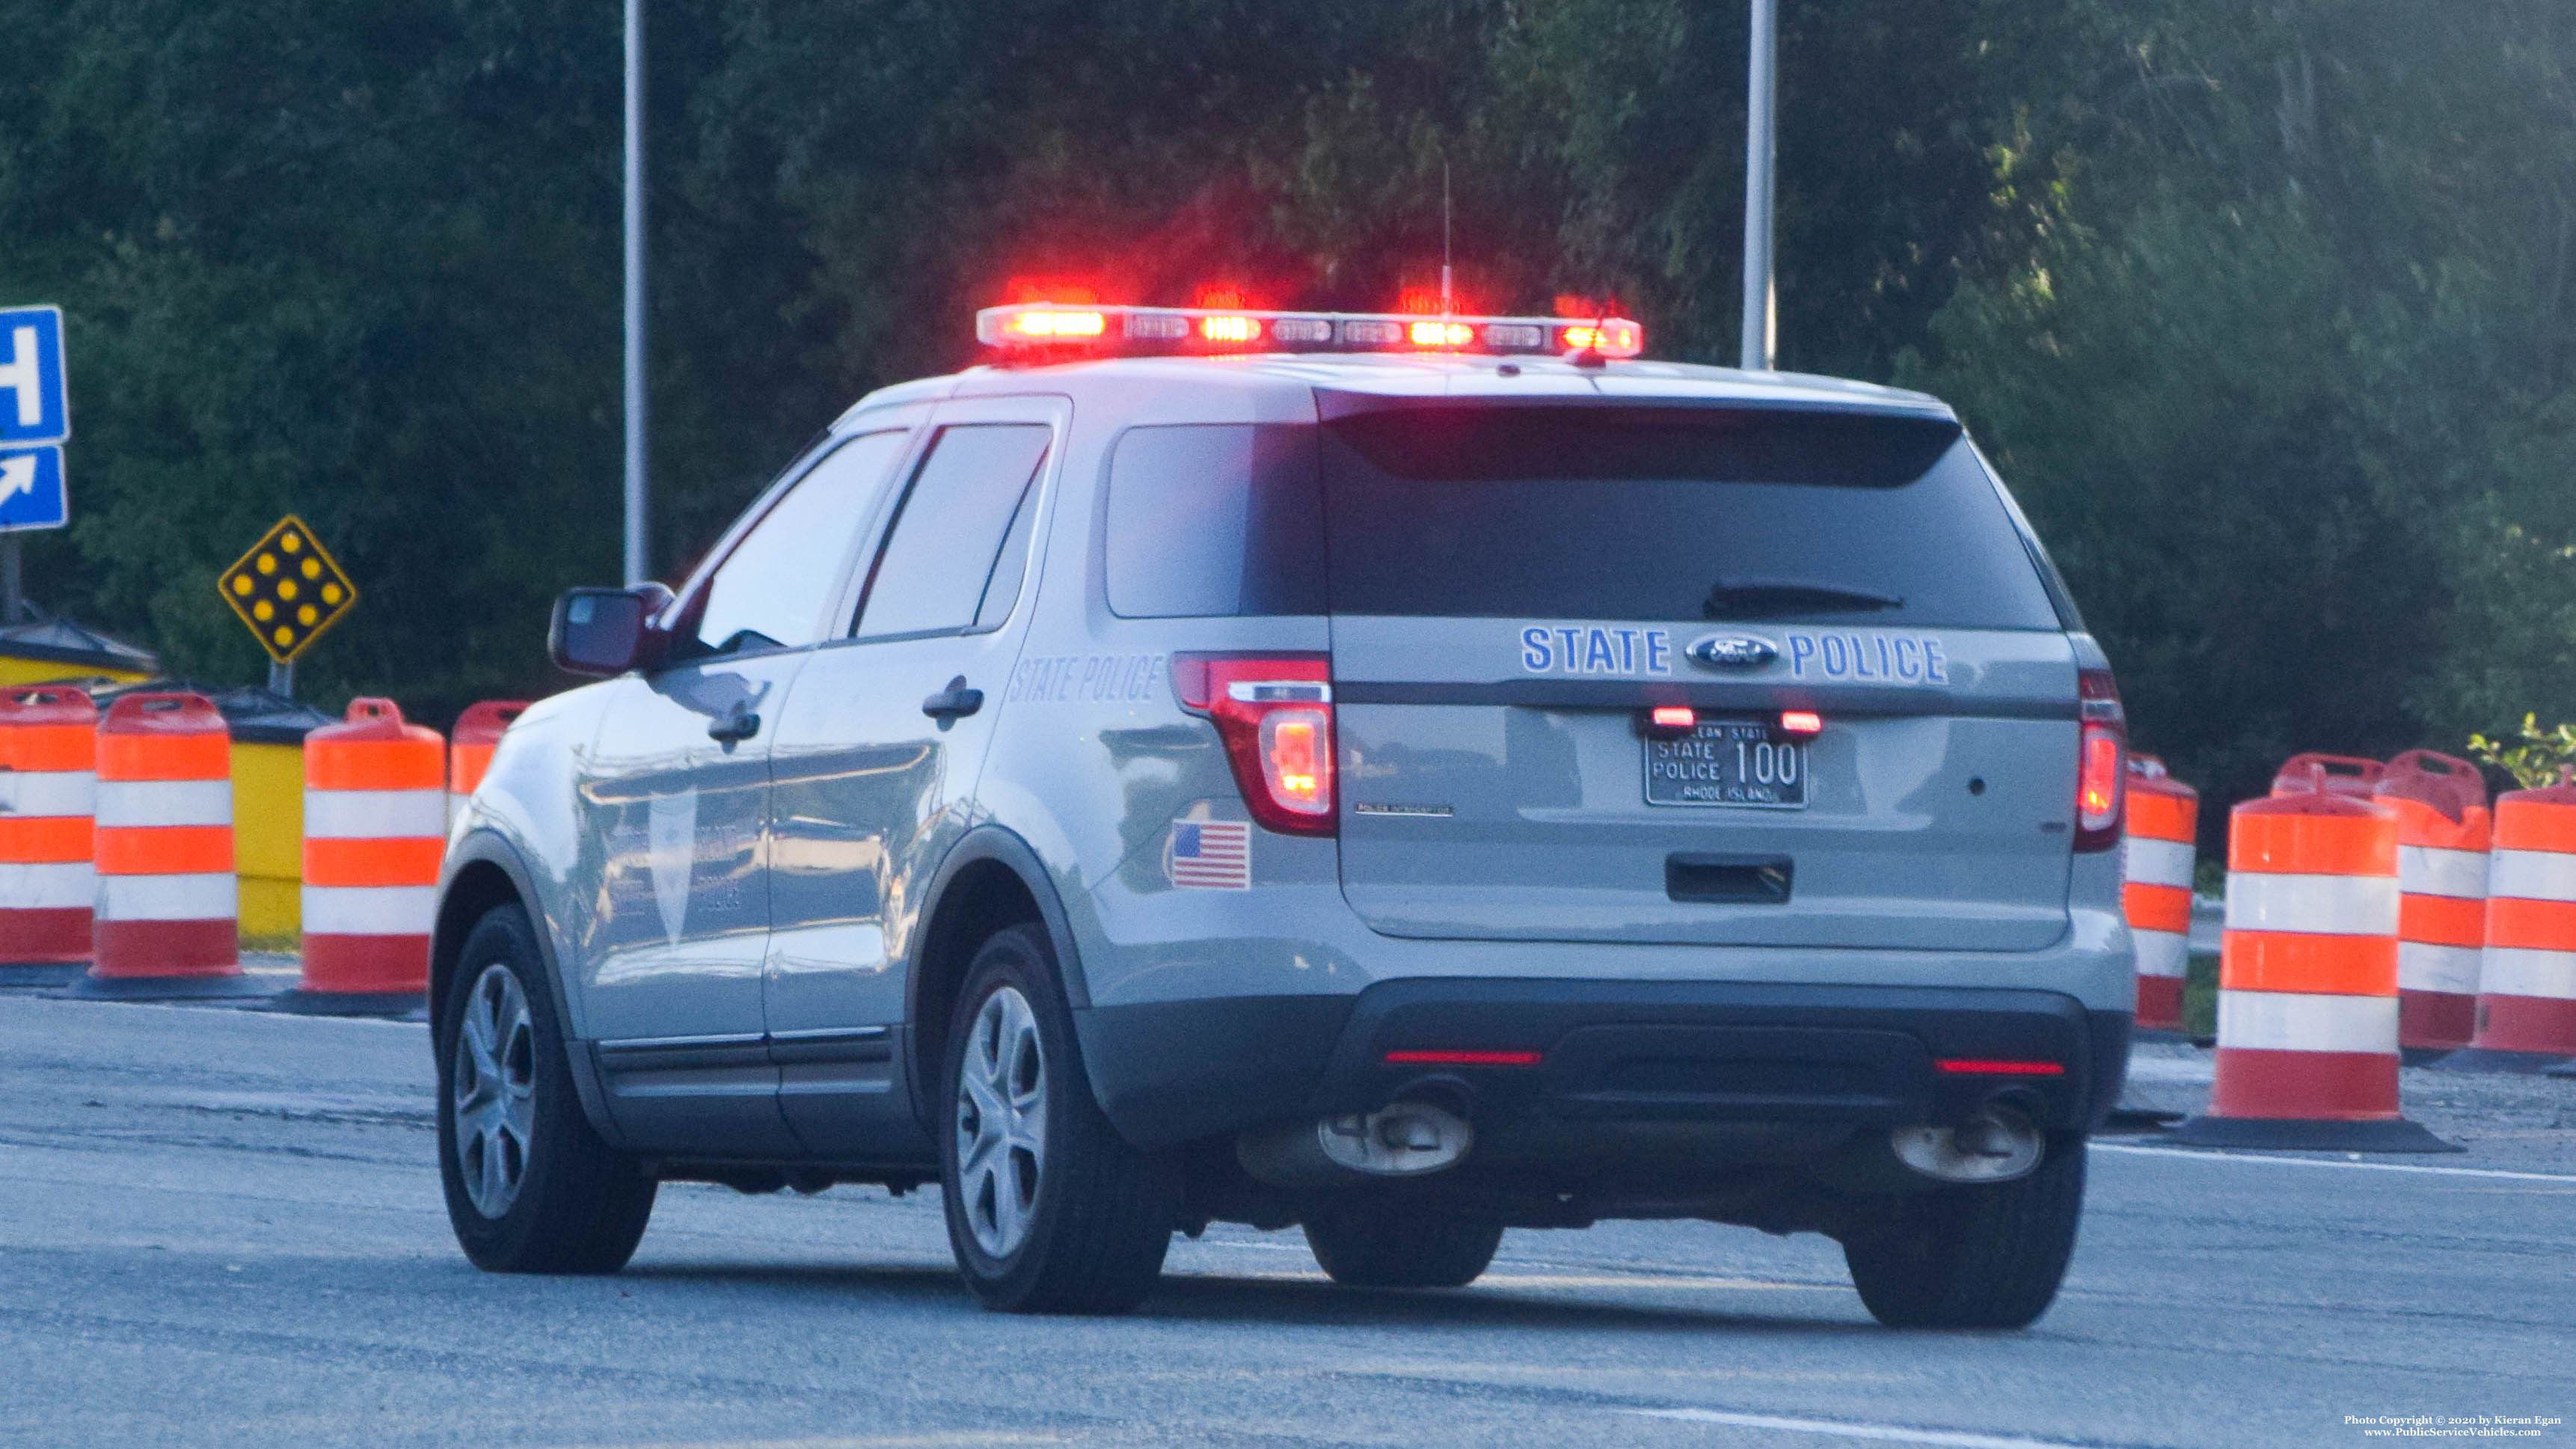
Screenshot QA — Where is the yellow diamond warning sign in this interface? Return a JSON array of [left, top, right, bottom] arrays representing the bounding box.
[[219, 515, 358, 664]]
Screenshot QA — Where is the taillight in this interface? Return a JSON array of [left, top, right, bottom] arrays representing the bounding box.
[[1171, 654, 1335, 836], [2075, 667, 2126, 853]]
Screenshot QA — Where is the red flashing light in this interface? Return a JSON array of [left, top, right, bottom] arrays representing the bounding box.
[[1561, 319, 1643, 358], [1779, 710, 1824, 736], [1200, 315, 1261, 345], [1651, 705, 1696, 729], [1410, 320, 1474, 348], [1384, 1050, 1544, 1067], [1004, 310, 1106, 340], [1935, 1059, 2066, 1076]]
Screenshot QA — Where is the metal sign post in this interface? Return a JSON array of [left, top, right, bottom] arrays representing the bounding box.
[[623, 0, 649, 586], [218, 515, 360, 699], [1739, 0, 1778, 372], [0, 304, 73, 622]]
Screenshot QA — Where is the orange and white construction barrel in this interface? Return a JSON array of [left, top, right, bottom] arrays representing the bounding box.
[[70, 692, 263, 999], [1, 686, 97, 984], [2171, 762, 2453, 1150], [2272, 752, 2383, 800], [272, 699, 443, 1016], [2121, 755, 2198, 1036], [2432, 780, 2576, 1073], [2375, 750, 2488, 1062], [447, 699, 527, 822]]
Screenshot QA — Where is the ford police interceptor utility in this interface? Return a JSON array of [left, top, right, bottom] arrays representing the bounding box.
[[431, 301, 2132, 1328]]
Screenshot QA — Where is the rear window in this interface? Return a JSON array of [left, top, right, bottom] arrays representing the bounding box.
[[1319, 405, 2062, 628]]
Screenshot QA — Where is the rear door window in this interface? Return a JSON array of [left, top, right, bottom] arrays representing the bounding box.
[[1318, 405, 2060, 628], [854, 423, 1052, 640]]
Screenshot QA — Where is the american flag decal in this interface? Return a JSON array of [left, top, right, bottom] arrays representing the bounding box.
[[1166, 819, 1252, 890]]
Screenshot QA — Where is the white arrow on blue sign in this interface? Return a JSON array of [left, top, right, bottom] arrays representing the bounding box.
[[0, 445, 67, 533], [0, 304, 70, 534]]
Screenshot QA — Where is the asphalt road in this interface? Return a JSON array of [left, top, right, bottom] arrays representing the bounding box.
[[1, 994, 2570, 1449]]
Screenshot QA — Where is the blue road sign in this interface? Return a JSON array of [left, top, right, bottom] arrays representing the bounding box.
[[0, 444, 67, 533], [0, 305, 70, 446]]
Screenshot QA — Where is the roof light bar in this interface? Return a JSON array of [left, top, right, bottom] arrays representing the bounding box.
[[976, 304, 1645, 360]]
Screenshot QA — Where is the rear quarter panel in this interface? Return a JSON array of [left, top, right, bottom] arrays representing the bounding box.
[[972, 368, 1353, 1008]]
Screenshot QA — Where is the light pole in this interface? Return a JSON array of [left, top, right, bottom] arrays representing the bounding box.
[[622, 0, 649, 586], [1739, 0, 1778, 372]]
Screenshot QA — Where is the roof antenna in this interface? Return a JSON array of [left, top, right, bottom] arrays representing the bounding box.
[[1441, 159, 1453, 313]]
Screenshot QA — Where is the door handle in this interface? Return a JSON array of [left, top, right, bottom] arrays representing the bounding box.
[[921, 676, 984, 724], [707, 705, 761, 744]]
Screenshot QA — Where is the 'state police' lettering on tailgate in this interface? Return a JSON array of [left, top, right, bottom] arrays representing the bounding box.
[[1518, 626, 1674, 676], [1518, 625, 1947, 683]]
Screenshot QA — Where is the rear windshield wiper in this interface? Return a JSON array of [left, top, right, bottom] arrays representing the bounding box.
[[1702, 579, 1904, 619]]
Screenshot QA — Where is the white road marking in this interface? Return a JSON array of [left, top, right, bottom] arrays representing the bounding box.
[[551, 1437, 1058, 1449], [1627, 1406, 2114, 1447], [2091, 1140, 2576, 1183]]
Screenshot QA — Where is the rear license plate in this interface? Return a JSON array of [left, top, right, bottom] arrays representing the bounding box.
[[1644, 721, 1809, 808]]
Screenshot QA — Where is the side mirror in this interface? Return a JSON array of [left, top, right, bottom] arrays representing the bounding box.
[[549, 583, 674, 676]]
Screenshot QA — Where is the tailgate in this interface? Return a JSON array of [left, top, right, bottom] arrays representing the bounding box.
[[1315, 396, 2081, 952], [1333, 618, 2078, 949]]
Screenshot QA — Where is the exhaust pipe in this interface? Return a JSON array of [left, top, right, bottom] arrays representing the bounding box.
[[1238, 1100, 1473, 1186], [1888, 1102, 2044, 1184]]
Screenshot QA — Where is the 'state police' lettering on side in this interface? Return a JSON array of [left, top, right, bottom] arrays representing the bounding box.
[[1518, 625, 1948, 683], [1007, 652, 1169, 705]]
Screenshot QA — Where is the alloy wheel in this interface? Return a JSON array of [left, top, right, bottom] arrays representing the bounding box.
[[954, 984, 1048, 1258], [453, 962, 537, 1219]]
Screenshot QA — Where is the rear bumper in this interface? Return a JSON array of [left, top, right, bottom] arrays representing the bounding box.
[[1076, 979, 2128, 1151]]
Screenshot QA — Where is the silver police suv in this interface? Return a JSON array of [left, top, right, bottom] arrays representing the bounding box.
[[433, 304, 2133, 1328]]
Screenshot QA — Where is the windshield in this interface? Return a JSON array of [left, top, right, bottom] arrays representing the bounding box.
[[1318, 405, 2062, 628]]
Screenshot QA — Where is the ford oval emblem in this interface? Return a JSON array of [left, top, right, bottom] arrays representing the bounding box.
[[1687, 634, 1778, 671]]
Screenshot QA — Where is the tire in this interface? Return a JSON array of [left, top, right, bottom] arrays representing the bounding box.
[[1841, 1131, 2086, 1329], [436, 904, 657, 1275], [938, 923, 1180, 1314], [1304, 1204, 1504, 1289]]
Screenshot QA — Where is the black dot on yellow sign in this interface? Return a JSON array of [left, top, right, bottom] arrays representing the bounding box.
[[217, 515, 359, 664]]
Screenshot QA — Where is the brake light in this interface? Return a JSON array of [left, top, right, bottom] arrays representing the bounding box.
[[1171, 654, 1336, 836], [2075, 667, 2125, 853], [1384, 1050, 1544, 1067], [1936, 1059, 2066, 1076], [1262, 709, 1328, 807]]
